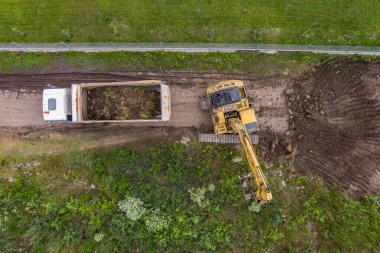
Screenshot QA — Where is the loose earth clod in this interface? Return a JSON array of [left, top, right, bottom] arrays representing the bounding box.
[[86, 86, 161, 120]]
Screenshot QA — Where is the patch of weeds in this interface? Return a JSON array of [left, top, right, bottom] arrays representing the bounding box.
[[109, 20, 129, 38], [89, 153, 106, 175], [188, 186, 210, 208], [12, 27, 26, 38], [248, 202, 262, 213], [144, 209, 171, 233], [61, 28, 72, 41], [0, 51, 322, 75], [117, 196, 146, 221], [0, 140, 379, 252], [94, 232, 105, 242]]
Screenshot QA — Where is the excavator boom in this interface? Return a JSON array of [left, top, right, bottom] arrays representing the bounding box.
[[229, 118, 272, 203]]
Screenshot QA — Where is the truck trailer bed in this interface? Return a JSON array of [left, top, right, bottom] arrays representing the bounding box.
[[72, 80, 171, 123]]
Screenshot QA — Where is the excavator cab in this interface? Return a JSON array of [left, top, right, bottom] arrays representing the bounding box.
[[210, 87, 242, 107], [206, 81, 259, 136]]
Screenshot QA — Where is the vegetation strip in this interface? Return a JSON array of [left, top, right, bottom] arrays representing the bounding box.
[[0, 51, 333, 75], [0, 140, 379, 252], [0, 1, 379, 45]]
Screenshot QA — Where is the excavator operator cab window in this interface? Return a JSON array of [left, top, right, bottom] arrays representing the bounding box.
[[211, 87, 241, 107]]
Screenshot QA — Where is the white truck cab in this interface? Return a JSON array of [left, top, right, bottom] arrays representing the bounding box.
[[42, 88, 72, 121]]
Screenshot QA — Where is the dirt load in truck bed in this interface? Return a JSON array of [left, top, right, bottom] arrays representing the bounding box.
[[86, 86, 160, 120]]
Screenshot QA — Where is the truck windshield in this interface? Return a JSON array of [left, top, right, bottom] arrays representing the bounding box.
[[48, 98, 56, 110], [210, 88, 241, 107]]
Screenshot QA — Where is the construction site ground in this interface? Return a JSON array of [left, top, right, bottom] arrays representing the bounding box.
[[0, 59, 379, 198]]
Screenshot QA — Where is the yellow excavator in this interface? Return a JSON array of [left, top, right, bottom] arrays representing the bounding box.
[[199, 80, 272, 203]]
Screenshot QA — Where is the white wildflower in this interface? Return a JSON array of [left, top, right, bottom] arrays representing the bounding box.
[[180, 136, 191, 146], [248, 202, 262, 213], [94, 232, 105, 242], [188, 187, 209, 208], [207, 183, 215, 192], [232, 157, 243, 163], [118, 197, 146, 221], [144, 209, 170, 233]]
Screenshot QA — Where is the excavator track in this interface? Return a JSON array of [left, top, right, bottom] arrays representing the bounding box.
[[198, 133, 259, 144]]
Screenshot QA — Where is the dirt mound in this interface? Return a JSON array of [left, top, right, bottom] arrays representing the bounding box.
[[287, 59, 380, 197], [87, 86, 160, 120]]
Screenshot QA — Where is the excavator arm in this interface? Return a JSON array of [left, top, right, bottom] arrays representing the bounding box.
[[229, 118, 272, 203]]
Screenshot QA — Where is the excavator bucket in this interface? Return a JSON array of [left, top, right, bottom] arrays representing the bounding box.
[[198, 133, 259, 144]]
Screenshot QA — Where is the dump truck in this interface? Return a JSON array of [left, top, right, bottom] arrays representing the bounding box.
[[199, 80, 272, 203], [42, 80, 171, 123]]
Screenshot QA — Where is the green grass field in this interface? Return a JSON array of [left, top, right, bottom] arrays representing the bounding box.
[[0, 0, 379, 45]]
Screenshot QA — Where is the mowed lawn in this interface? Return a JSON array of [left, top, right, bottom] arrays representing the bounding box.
[[0, 0, 379, 45]]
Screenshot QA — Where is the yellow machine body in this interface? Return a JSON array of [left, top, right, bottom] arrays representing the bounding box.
[[206, 80, 272, 203], [206, 80, 258, 135]]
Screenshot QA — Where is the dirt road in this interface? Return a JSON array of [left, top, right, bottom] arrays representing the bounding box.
[[0, 72, 289, 132], [0, 90, 44, 126], [0, 61, 379, 198]]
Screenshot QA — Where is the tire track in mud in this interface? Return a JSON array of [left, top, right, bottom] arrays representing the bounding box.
[[0, 71, 267, 89], [288, 60, 380, 197]]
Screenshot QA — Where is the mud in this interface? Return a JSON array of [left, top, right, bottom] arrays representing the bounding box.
[[287, 60, 380, 197], [86, 86, 160, 120]]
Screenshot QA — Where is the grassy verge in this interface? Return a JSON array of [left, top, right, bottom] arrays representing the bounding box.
[[1, 51, 378, 76], [0, 129, 167, 164], [0, 136, 379, 252], [0, 1, 379, 45], [0, 51, 326, 75]]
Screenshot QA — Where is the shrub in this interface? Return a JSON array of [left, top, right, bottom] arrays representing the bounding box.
[[94, 232, 105, 242], [144, 209, 170, 233], [188, 187, 209, 208], [90, 154, 106, 175], [248, 202, 262, 213], [117, 197, 146, 221]]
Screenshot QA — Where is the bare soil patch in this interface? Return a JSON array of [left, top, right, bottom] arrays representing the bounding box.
[[286, 59, 380, 197], [87, 86, 160, 120]]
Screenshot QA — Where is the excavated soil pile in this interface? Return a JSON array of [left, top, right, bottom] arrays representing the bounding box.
[[287, 59, 380, 197], [86, 86, 160, 120]]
